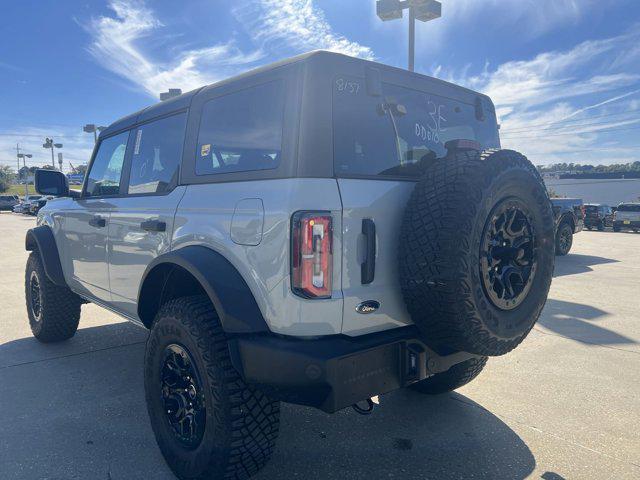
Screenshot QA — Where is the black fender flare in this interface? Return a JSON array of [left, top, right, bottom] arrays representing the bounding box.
[[138, 246, 269, 334], [25, 225, 66, 287], [558, 212, 576, 232]]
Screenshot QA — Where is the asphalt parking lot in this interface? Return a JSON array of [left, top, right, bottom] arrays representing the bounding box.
[[1, 212, 639, 480]]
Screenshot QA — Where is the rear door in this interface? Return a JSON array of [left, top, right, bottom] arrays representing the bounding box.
[[107, 112, 188, 317], [333, 76, 499, 336]]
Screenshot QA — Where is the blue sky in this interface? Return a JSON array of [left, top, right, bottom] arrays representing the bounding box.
[[1, 0, 639, 171]]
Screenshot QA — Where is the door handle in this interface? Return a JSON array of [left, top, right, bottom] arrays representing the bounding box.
[[88, 216, 106, 228], [141, 219, 166, 232], [361, 219, 376, 284]]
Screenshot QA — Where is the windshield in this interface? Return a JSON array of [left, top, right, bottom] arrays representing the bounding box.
[[333, 76, 499, 178]]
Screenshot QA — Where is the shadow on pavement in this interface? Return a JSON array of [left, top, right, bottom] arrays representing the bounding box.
[[553, 253, 618, 278], [538, 298, 635, 346], [0, 323, 536, 480]]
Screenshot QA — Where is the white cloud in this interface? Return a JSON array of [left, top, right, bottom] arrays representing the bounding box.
[[414, 0, 606, 50], [233, 0, 374, 59], [87, 0, 267, 97], [434, 27, 640, 165], [86, 0, 373, 99]]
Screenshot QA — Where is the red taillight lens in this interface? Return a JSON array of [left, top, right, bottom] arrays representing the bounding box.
[[291, 212, 333, 298]]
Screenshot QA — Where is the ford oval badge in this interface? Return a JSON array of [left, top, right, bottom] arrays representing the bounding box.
[[356, 300, 380, 314]]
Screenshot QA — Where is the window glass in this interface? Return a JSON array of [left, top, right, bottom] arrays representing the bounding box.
[[128, 113, 187, 194], [85, 131, 129, 197], [196, 81, 284, 175], [333, 76, 500, 178], [617, 204, 640, 212]]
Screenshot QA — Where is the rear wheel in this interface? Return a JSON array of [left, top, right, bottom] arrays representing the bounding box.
[[555, 222, 573, 256], [25, 252, 81, 342], [399, 149, 555, 357], [410, 356, 488, 395], [144, 296, 280, 480], [597, 222, 604, 231], [613, 225, 621, 232]]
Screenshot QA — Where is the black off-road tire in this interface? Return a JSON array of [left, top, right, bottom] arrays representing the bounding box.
[[597, 222, 605, 231], [144, 295, 280, 480], [399, 149, 555, 357], [410, 356, 488, 395], [613, 225, 621, 232], [555, 222, 573, 256], [25, 251, 82, 342]]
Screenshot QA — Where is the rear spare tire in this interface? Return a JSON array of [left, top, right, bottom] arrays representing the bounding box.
[[399, 149, 555, 356]]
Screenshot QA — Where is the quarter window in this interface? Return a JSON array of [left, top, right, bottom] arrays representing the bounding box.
[[128, 113, 187, 194], [196, 81, 285, 175], [85, 131, 129, 197]]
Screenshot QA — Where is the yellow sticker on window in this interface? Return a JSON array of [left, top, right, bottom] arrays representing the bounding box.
[[201, 144, 211, 156]]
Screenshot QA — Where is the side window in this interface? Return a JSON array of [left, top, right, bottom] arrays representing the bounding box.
[[128, 112, 187, 194], [196, 81, 284, 175], [85, 131, 129, 197]]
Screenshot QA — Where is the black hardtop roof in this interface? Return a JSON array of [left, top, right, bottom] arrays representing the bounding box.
[[100, 50, 491, 138]]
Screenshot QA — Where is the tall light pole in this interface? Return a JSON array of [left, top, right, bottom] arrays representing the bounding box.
[[83, 124, 106, 144], [376, 0, 442, 72], [43, 138, 63, 169], [17, 153, 32, 198]]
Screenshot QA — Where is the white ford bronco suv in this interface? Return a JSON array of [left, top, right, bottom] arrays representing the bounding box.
[[26, 51, 555, 479]]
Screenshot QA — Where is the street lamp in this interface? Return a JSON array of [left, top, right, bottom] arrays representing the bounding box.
[[376, 0, 442, 72], [83, 124, 106, 144], [17, 153, 33, 197], [43, 138, 63, 169]]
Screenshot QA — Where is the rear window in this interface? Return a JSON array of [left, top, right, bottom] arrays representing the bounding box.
[[617, 204, 640, 212], [585, 205, 599, 212], [196, 81, 284, 175], [333, 76, 499, 178]]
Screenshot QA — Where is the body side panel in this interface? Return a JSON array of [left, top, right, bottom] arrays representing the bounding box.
[[172, 178, 343, 336]]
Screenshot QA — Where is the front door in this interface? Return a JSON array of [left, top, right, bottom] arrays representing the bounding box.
[[107, 112, 188, 317], [61, 130, 130, 302]]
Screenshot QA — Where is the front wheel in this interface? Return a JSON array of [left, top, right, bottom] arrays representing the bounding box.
[[555, 223, 573, 256], [25, 252, 81, 342], [410, 357, 488, 395], [144, 296, 280, 480]]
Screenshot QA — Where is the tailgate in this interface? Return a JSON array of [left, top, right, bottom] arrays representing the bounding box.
[[338, 179, 414, 336]]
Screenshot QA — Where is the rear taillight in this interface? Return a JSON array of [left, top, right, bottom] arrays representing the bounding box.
[[580, 205, 586, 218], [291, 211, 333, 298]]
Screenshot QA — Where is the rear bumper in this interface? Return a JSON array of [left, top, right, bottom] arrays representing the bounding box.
[[228, 326, 477, 413]]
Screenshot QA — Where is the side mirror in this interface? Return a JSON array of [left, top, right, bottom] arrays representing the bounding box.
[[35, 169, 77, 198]]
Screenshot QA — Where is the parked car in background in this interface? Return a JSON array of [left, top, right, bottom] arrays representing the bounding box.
[[0, 194, 19, 211], [29, 196, 53, 216], [14, 195, 43, 214], [551, 197, 584, 255], [613, 203, 640, 232], [584, 204, 614, 231]]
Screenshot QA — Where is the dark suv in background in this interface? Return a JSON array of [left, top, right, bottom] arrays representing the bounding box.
[[0, 194, 19, 211], [584, 204, 613, 231]]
